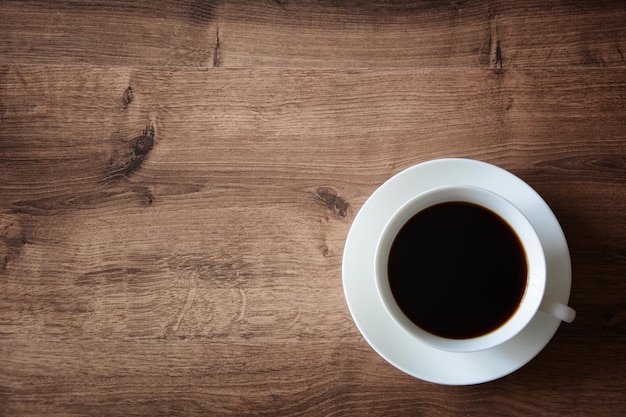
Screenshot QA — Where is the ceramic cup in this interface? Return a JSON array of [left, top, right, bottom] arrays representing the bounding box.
[[375, 185, 576, 353]]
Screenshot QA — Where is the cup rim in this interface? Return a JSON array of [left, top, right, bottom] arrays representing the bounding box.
[[375, 185, 546, 353]]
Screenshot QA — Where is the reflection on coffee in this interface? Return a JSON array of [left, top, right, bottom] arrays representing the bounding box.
[[387, 202, 527, 339]]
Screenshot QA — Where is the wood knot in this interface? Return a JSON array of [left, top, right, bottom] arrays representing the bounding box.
[[122, 86, 133, 108], [314, 187, 349, 219], [133, 125, 154, 156], [107, 124, 156, 179], [213, 28, 221, 68], [494, 41, 503, 70], [0, 214, 26, 270], [143, 190, 155, 206]]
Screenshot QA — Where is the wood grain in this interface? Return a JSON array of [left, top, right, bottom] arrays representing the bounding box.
[[1, 0, 625, 68], [2, 341, 623, 417], [1, 1, 625, 416]]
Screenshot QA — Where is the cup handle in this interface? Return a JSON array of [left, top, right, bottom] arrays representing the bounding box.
[[539, 300, 576, 323]]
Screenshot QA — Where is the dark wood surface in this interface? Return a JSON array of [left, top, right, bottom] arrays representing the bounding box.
[[1, 1, 625, 416]]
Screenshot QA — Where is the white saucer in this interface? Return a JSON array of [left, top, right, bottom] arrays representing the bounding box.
[[342, 158, 572, 385]]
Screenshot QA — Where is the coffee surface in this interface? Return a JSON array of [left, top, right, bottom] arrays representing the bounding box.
[[387, 202, 527, 339]]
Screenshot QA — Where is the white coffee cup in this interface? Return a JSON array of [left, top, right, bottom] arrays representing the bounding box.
[[375, 185, 575, 353]]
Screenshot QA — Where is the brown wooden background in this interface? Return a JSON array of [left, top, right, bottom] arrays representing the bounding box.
[[1, 1, 625, 416]]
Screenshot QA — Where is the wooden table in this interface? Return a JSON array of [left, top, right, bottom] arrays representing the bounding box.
[[1, 1, 624, 415]]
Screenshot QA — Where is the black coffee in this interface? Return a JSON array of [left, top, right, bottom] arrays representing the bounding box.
[[387, 202, 527, 339]]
